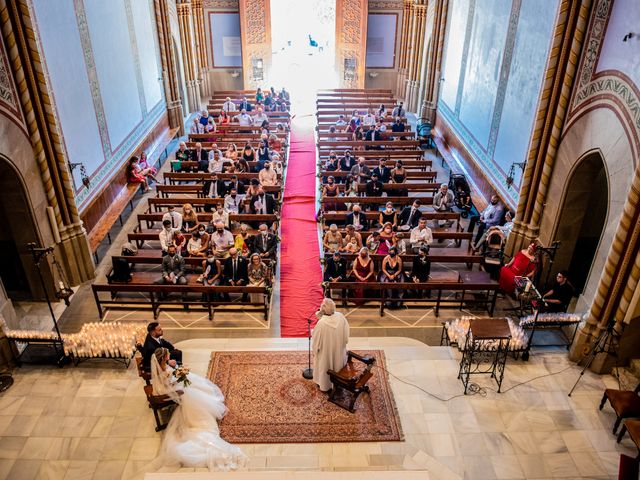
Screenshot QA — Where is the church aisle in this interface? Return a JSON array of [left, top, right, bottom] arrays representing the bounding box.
[[279, 118, 324, 337]]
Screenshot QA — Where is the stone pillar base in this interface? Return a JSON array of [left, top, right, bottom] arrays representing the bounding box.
[[58, 222, 95, 285], [167, 102, 185, 136]]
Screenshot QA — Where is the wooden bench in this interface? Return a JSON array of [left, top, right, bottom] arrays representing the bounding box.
[[317, 132, 415, 140], [163, 172, 265, 184], [331, 251, 484, 269], [324, 270, 498, 316], [320, 182, 439, 195], [320, 195, 433, 208], [318, 151, 427, 162], [134, 213, 277, 231], [155, 184, 282, 198], [319, 170, 437, 181], [147, 197, 280, 214]]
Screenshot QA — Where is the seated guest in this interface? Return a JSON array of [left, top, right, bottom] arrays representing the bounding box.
[[227, 175, 245, 195], [473, 211, 514, 253], [279, 87, 289, 101], [349, 156, 371, 183], [322, 176, 339, 211], [351, 247, 375, 306], [126, 156, 150, 193], [379, 202, 398, 229], [335, 114, 347, 128], [142, 322, 182, 370], [238, 96, 253, 112], [198, 252, 222, 286], [172, 142, 191, 172], [137, 151, 158, 183], [186, 230, 207, 258], [225, 143, 238, 161], [378, 222, 397, 255], [247, 253, 270, 303], [256, 139, 270, 171], [222, 247, 249, 300], [189, 117, 204, 134], [499, 242, 538, 296], [343, 236, 360, 253], [455, 185, 472, 216], [343, 224, 363, 250], [253, 107, 268, 126], [222, 96, 237, 112], [470, 194, 504, 245], [392, 102, 405, 118], [377, 104, 387, 120], [323, 224, 343, 254], [242, 143, 255, 162], [365, 124, 383, 148], [162, 205, 183, 230], [218, 109, 230, 124], [181, 203, 198, 233], [324, 251, 347, 283], [541, 271, 574, 312], [234, 224, 252, 257], [264, 92, 274, 110], [268, 134, 282, 154], [207, 149, 225, 174], [365, 173, 384, 200], [380, 246, 405, 308], [389, 161, 407, 196], [210, 204, 229, 228], [433, 184, 455, 226], [258, 161, 278, 186], [159, 220, 181, 255], [410, 218, 433, 253], [362, 108, 376, 127], [155, 245, 187, 300], [398, 200, 422, 231], [202, 173, 227, 211], [270, 153, 283, 176], [395, 232, 410, 255], [205, 116, 216, 133], [255, 88, 264, 103], [391, 117, 405, 133], [327, 125, 337, 142], [410, 246, 431, 298], [246, 178, 261, 197], [324, 153, 340, 175], [223, 188, 244, 215], [249, 185, 277, 214], [372, 159, 391, 183], [209, 221, 235, 259], [366, 231, 381, 254], [340, 150, 356, 172], [346, 204, 368, 231], [189, 142, 208, 171], [378, 120, 387, 133], [251, 223, 278, 261], [235, 156, 250, 174], [234, 109, 253, 127], [195, 224, 209, 249]]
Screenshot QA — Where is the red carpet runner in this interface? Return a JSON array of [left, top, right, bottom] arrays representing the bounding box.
[[279, 119, 324, 337]]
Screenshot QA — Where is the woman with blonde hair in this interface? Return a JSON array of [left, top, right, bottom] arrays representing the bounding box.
[[181, 204, 198, 233], [247, 253, 270, 303], [225, 143, 238, 161]]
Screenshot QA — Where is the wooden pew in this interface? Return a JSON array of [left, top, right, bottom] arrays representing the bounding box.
[[134, 213, 277, 230], [318, 140, 421, 150], [155, 184, 281, 198], [324, 270, 498, 316], [147, 197, 280, 213], [163, 172, 266, 184], [170, 160, 282, 172], [320, 196, 432, 208], [318, 152, 428, 163], [318, 183, 439, 195], [319, 170, 437, 181], [317, 131, 415, 140]]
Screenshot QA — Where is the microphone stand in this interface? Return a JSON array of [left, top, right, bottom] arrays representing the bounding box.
[[302, 312, 315, 379]]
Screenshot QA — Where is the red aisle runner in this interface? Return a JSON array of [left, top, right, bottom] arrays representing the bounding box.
[[279, 120, 324, 337]]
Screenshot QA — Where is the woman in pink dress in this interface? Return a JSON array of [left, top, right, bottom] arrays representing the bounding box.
[[499, 242, 538, 295], [376, 223, 396, 255], [138, 151, 159, 183]]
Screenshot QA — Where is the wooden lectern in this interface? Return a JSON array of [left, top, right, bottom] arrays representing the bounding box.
[[327, 351, 375, 413]]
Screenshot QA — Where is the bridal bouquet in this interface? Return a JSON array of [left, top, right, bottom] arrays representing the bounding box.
[[173, 365, 191, 388]]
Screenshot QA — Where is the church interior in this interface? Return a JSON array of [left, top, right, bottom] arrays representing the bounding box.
[[0, 0, 639, 478]]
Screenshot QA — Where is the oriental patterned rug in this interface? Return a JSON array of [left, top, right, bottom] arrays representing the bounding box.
[[207, 350, 404, 443]]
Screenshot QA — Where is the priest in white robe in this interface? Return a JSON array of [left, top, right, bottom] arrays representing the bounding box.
[[312, 298, 350, 392]]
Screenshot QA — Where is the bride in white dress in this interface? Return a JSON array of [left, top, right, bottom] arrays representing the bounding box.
[[150, 347, 246, 471]]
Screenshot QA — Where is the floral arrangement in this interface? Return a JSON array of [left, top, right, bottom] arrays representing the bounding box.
[[173, 365, 191, 388], [519, 312, 583, 327]]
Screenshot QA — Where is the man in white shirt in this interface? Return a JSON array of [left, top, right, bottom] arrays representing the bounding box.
[[362, 108, 376, 127], [234, 109, 253, 126], [162, 206, 183, 230], [253, 107, 268, 125], [335, 114, 347, 128], [258, 161, 277, 186], [222, 97, 237, 113], [223, 188, 243, 214], [208, 149, 225, 174], [433, 184, 455, 227], [210, 221, 235, 259], [410, 218, 433, 253], [159, 220, 181, 254]]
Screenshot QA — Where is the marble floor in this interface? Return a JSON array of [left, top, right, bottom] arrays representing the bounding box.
[[0, 337, 635, 480]]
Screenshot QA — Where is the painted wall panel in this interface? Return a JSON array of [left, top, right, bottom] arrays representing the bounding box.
[[132, 0, 163, 110], [596, 0, 640, 87], [493, 0, 559, 183], [458, 0, 510, 147], [366, 14, 397, 68], [440, 0, 468, 109], [30, 0, 104, 187], [209, 13, 242, 68], [85, 0, 142, 148]]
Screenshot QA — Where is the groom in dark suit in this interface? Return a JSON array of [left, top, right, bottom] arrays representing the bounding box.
[[142, 322, 182, 370]]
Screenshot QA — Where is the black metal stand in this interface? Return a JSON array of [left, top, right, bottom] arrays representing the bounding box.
[[568, 320, 620, 397], [25, 243, 68, 367], [302, 313, 314, 379]]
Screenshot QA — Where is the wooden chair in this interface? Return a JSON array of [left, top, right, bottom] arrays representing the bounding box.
[[600, 384, 640, 433], [143, 384, 179, 432], [327, 351, 375, 413], [135, 354, 151, 385]]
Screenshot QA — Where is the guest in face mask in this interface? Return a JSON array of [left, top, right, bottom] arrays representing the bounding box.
[[380, 246, 405, 308], [411, 246, 431, 299], [379, 202, 398, 230]]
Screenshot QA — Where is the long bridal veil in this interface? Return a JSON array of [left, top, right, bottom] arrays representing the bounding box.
[[149, 354, 246, 471]]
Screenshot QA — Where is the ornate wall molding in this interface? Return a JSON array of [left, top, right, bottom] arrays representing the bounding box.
[[204, 0, 238, 8], [369, 0, 404, 9], [336, 0, 368, 88], [0, 33, 26, 134], [238, 0, 271, 89]]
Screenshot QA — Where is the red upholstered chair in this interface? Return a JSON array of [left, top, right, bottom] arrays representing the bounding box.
[[600, 384, 640, 434]]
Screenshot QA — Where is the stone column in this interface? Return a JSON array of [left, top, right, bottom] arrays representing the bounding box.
[[403, 1, 417, 105], [396, 0, 413, 99], [408, 3, 427, 112], [177, 1, 200, 113], [0, 0, 94, 284], [191, 0, 210, 99], [420, 0, 448, 122], [154, 0, 185, 134]]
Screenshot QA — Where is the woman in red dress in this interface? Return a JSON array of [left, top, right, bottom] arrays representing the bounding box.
[[126, 156, 150, 192], [351, 247, 375, 305], [499, 242, 538, 295]]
